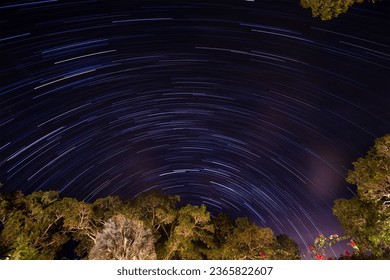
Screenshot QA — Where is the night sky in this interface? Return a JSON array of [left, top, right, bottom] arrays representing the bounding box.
[[1, 0, 389, 257]]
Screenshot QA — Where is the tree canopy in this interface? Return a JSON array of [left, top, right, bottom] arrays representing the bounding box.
[[300, 0, 377, 21], [0, 189, 300, 260], [333, 134, 390, 258], [89, 215, 156, 260], [2, 135, 387, 260]]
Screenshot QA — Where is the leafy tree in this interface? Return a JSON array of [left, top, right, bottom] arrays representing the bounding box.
[[0, 191, 9, 228], [333, 134, 390, 258], [62, 196, 127, 258], [215, 217, 276, 260], [131, 190, 180, 258], [55, 197, 96, 258], [333, 198, 389, 258], [346, 135, 390, 211], [212, 212, 235, 246], [0, 191, 26, 258], [307, 233, 350, 260], [208, 214, 301, 260], [91, 196, 125, 223], [300, 0, 377, 21], [132, 191, 179, 237], [0, 191, 69, 259], [88, 215, 156, 260], [163, 204, 214, 260], [272, 234, 301, 260], [0, 189, 303, 260]]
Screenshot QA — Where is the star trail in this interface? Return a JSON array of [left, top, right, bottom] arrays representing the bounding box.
[[1, 0, 389, 257]]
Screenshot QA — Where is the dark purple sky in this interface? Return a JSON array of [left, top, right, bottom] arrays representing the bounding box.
[[1, 0, 389, 258]]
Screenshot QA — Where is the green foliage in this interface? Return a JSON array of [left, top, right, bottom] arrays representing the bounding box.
[[0, 188, 300, 259], [347, 135, 390, 210], [333, 198, 389, 258], [163, 204, 214, 260], [132, 191, 179, 236], [300, 0, 376, 20], [216, 217, 276, 260], [0, 191, 69, 259], [333, 134, 390, 259], [131, 191, 180, 258], [57, 198, 96, 257], [8, 237, 41, 260], [308, 234, 350, 259], [3, 137, 388, 260], [92, 196, 125, 222], [273, 234, 301, 260], [212, 212, 235, 246], [208, 216, 301, 260]]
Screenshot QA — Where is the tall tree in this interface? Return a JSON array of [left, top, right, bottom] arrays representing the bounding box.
[[0, 191, 69, 259], [91, 196, 125, 224], [88, 215, 156, 260], [333, 134, 390, 258], [132, 191, 179, 236], [346, 135, 390, 211], [57, 197, 96, 257], [163, 204, 214, 260], [63, 195, 127, 257], [215, 217, 276, 260], [272, 234, 301, 260], [212, 212, 235, 247]]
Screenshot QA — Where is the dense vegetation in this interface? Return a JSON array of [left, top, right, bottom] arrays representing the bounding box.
[[308, 134, 389, 260], [1, 134, 388, 260], [0, 189, 300, 260], [332, 134, 390, 259], [300, 0, 378, 20]]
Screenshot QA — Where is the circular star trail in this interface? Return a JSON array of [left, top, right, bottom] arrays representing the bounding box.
[[1, 0, 389, 256]]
